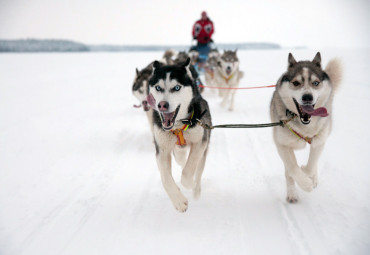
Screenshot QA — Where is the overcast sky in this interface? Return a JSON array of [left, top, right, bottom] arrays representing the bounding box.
[[0, 0, 369, 48]]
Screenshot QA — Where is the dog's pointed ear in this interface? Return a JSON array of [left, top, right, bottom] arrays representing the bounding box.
[[234, 49, 238, 54], [288, 53, 297, 68], [136, 68, 139, 76], [152, 61, 161, 74], [312, 52, 321, 67], [182, 57, 193, 79], [183, 57, 191, 67]]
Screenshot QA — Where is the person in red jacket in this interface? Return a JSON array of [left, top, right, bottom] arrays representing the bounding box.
[[192, 11, 214, 57]]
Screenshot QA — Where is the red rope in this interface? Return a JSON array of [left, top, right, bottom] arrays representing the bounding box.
[[199, 84, 276, 90]]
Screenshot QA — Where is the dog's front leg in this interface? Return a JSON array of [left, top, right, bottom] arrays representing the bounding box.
[[156, 149, 188, 212], [193, 147, 209, 199], [181, 142, 207, 190], [276, 144, 314, 198], [228, 90, 236, 111], [220, 89, 230, 108], [302, 143, 325, 189]]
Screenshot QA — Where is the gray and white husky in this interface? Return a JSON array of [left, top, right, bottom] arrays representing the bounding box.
[[215, 50, 243, 111], [132, 63, 154, 112], [147, 58, 212, 212], [270, 52, 342, 203]]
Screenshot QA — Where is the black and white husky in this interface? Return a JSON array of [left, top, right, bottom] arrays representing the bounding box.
[[147, 58, 212, 212], [270, 52, 342, 203]]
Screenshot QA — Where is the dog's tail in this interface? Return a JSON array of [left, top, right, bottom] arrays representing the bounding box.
[[325, 58, 343, 92]]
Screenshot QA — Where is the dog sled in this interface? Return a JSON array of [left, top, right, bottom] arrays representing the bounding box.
[[189, 41, 216, 75]]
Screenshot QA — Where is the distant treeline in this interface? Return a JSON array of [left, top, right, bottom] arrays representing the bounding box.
[[0, 39, 281, 53], [0, 39, 89, 52]]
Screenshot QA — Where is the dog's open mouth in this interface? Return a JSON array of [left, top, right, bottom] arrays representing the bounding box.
[[293, 98, 329, 125], [160, 105, 180, 131], [225, 68, 232, 76]]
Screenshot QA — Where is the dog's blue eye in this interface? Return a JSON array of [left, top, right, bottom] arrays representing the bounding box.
[[174, 85, 181, 91], [155, 85, 161, 91], [313, 81, 320, 86]]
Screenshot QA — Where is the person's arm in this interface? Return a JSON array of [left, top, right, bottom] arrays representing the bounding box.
[[208, 21, 214, 39], [192, 22, 196, 38], [192, 21, 201, 39]]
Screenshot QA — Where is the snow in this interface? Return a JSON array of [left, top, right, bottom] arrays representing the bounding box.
[[0, 49, 369, 255]]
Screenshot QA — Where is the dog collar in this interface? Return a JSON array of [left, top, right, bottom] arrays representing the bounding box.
[[222, 72, 235, 83], [171, 111, 194, 146], [285, 123, 315, 144], [286, 108, 297, 118]]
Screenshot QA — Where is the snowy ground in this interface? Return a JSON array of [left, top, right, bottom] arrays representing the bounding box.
[[0, 49, 369, 255]]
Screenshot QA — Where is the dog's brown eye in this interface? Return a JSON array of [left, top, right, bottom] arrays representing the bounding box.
[[293, 81, 300, 86], [313, 81, 320, 86]]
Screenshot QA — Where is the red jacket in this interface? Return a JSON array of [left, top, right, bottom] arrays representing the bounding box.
[[192, 18, 214, 44]]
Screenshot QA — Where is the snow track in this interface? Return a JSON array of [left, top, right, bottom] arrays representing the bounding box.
[[0, 50, 369, 255]]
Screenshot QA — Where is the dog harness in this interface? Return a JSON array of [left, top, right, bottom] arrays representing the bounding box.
[[171, 111, 194, 146], [285, 123, 315, 144], [222, 72, 235, 83], [284, 109, 316, 144]]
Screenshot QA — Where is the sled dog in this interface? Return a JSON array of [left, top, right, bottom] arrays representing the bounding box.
[[132, 62, 164, 134], [204, 49, 220, 88], [147, 58, 212, 212], [161, 49, 177, 65], [188, 49, 200, 66], [270, 52, 342, 202], [214, 50, 243, 111], [173, 51, 189, 65]]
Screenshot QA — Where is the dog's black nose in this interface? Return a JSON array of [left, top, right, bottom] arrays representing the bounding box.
[[226, 66, 231, 70], [158, 101, 169, 111], [302, 94, 313, 103]]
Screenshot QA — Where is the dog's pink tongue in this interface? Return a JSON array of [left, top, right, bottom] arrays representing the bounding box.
[[301, 105, 329, 117], [162, 112, 175, 128], [147, 93, 156, 109]]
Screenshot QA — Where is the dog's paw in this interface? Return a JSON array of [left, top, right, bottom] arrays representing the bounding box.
[[311, 174, 318, 189], [170, 193, 188, 213], [181, 174, 195, 189], [291, 168, 314, 192], [228, 106, 234, 111], [286, 189, 299, 203], [301, 165, 318, 189]]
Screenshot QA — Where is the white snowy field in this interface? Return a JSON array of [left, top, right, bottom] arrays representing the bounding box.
[[0, 49, 369, 255]]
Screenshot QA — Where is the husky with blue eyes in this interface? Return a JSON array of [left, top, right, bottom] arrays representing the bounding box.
[[147, 58, 212, 212], [270, 52, 342, 203]]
